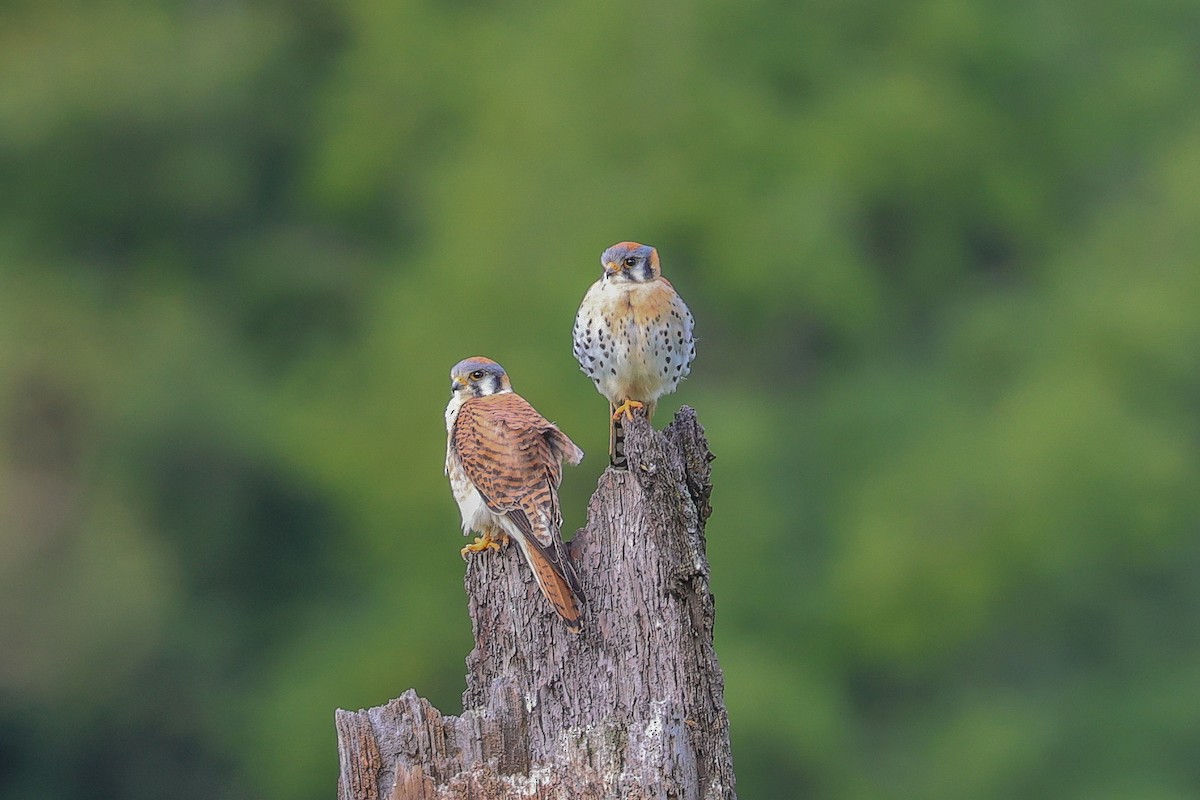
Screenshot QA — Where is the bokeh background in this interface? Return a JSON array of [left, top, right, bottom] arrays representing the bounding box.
[[3, 0, 1199, 798]]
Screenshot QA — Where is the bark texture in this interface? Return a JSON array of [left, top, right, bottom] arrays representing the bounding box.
[[336, 407, 734, 799]]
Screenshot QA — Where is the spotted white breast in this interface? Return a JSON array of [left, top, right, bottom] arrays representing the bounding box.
[[572, 276, 695, 406]]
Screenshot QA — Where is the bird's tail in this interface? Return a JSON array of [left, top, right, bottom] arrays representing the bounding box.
[[609, 400, 655, 469], [608, 402, 626, 469], [512, 531, 584, 633]]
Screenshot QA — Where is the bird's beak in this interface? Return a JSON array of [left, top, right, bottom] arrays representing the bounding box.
[[451, 376, 467, 393], [604, 261, 623, 278]]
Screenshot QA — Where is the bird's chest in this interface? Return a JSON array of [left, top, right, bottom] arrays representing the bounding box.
[[445, 403, 492, 533], [446, 454, 489, 528], [574, 283, 683, 390]]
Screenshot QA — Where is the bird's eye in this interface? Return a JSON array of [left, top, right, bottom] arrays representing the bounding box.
[[470, 370, 485, 380], [623, 256, 638, 268]]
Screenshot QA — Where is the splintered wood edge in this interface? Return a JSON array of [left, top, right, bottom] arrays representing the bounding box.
[[336, 708, 382, 800]]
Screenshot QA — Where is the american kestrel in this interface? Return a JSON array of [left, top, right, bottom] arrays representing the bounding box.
[[444, 357, 585, 632], [572, 242, 696, 467]]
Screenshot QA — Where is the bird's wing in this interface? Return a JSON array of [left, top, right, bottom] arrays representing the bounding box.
[[452, 392, 580, 545], [662, 279, 696, 375]]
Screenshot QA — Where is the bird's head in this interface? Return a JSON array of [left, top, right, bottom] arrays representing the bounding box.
[[449, 356, 512, 398], [601, 242, 661, 283]]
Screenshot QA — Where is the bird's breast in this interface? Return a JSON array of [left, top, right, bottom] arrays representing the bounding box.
[[445, 450, 493, 534], [574, 280, 689, 402]]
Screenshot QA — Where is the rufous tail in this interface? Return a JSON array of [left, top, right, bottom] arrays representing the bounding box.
[[609, 402, 627, 468], [512, 532, 584, 633], [608, 400, 656, 469]]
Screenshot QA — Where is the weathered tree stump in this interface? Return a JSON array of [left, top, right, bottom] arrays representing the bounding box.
[[335, 407, 734, 799]]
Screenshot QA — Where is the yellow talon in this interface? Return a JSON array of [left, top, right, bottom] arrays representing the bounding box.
[[460, 528, 508, 559], [611, 399, 646, 422]]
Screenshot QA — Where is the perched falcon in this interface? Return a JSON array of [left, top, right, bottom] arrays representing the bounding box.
[[572, 242, 696, 468], [444, 356, 585, 632]]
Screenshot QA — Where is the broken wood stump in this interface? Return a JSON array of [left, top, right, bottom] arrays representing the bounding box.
[[335, 407, 735, 799]]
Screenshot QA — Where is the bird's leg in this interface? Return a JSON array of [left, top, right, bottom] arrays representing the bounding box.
[[611, 398, 646, 421], [460, 524, 510, 559]]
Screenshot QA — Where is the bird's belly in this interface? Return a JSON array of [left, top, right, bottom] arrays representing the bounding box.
[[447, 455, 493, 535], [575, 281, 691, 404], [596, 336, 662, 398], [596, 312, 689, 403]]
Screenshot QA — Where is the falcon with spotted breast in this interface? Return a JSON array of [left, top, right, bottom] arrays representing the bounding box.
[[572, 242, 696, 467]]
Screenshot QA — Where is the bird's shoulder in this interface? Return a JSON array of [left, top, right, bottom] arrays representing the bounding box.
[[629, 277, 687, 319], [457, 392, 551, 436]]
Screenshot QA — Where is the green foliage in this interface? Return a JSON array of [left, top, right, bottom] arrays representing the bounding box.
[[2, 0, 1198, 797]]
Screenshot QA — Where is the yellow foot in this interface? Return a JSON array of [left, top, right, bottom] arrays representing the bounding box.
[[460, 529, 509, 559], [611, 398, 646, 422]]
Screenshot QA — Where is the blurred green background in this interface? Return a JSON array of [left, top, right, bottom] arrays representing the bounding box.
[[3, 0, 1199, 798]]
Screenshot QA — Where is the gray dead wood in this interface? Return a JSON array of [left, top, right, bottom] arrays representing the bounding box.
[[335, 407, 734, 799]]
